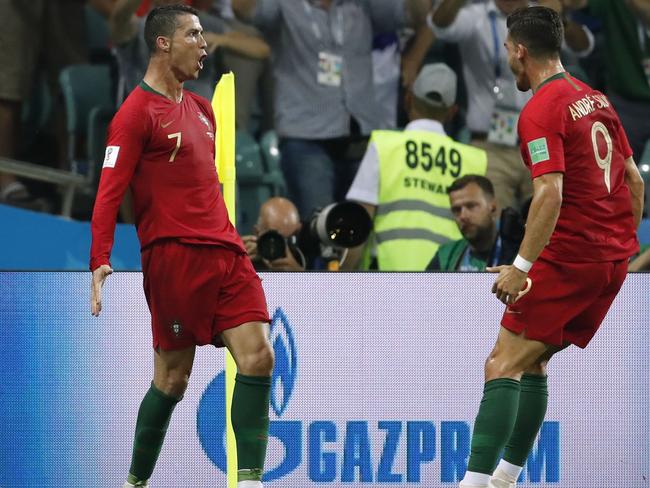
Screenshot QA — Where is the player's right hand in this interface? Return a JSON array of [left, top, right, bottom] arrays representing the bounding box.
[[91, 265, 113, 317]]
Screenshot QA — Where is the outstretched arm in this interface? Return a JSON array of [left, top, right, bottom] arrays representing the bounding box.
[[401, 26, 435, 88], [431, 0, 466, 28], [231, 0, 258, 20], [204, 31, 270, 60], [539, 0, 592, 54], [109, 0, 141, 45]]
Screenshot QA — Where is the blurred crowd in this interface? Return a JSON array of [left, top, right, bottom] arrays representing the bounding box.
[[1, 0, 649, 270]]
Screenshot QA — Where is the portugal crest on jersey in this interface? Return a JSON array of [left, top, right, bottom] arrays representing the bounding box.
[[197, 111, 211, 129], [171, 320, 182, 338]]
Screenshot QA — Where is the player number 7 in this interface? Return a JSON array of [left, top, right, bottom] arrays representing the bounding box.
[[167, 132, 182, 163], [590, 121, 612, 193]]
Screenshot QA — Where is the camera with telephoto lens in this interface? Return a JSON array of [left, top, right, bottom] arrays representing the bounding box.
[[256, 230, 296, 261], [256, 201, 372, 266]]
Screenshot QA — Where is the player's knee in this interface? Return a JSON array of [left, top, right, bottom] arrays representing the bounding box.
[[237, 342, 274, 376], [157, 368, 192, 398], [525, 360, 548, 376], [484, 354, 524, 381]]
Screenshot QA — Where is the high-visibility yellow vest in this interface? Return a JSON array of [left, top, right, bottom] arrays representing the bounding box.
[[364, 129, 487, 271]]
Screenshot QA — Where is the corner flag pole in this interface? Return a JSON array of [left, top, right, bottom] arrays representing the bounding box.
[[212, 72, 238, 488]]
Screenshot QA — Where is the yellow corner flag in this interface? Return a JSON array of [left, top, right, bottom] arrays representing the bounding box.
[[212, 72, 238, 488]]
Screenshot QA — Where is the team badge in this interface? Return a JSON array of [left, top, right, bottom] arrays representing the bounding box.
[[171, 320, 182, 337], [197, 111, 211, 129]]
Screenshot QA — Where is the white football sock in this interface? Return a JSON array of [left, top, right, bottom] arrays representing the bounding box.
[[493, 459, 522, 482], [461, 470, 490, 486], [237, 481, 262, 488]]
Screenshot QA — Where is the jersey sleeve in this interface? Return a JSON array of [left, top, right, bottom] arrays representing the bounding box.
[[89, 104, 150, 271], [517, 102, 566, 179], [615, 116, 634, 161]]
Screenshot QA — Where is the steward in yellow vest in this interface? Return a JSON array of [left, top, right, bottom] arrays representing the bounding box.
[[345, 63, 487, 270], [369, 130, 487, 269]]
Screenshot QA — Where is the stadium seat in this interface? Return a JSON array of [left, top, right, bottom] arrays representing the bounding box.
[[235, 131, 273, 234], [59, 64, 115, 216], [259, 130, 287, 196], [236, 131, 265, 180], [59, 64, 113, 176]]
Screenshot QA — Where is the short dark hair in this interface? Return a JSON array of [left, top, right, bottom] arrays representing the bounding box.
[[412, 96, 451, 122], [447, 174, 495, 198], [144, 4, 199, 54], [506, 6, 563, 59]]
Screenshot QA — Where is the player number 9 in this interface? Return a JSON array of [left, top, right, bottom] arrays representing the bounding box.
[[590, 121, 612, 193]]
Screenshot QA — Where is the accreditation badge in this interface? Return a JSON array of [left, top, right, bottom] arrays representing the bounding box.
[[488, 107, 519, 147], [488, 78, 519, 147], [318, 51, 343, 87]]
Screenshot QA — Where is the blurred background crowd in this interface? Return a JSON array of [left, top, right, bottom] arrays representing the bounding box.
[[1, 0, 649, 270]]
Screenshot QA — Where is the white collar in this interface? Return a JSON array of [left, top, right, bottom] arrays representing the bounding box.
[[405, 119, 447, 136]]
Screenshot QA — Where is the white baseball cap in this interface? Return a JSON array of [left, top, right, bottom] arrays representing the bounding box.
[[412, 63, 458, 108]]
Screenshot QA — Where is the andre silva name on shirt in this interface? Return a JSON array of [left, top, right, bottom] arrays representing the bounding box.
[[568, 93, 611, 122]]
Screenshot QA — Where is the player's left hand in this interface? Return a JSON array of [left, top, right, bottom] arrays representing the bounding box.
[[486, 264, 528, 305]]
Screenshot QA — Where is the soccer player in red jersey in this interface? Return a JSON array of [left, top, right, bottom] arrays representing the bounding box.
[[459, 7, 645, 488], [89, 5, 273, 488]]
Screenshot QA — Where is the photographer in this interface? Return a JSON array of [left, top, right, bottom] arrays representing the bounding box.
[[244, 196, 373, 271], [427, 175, 522, 271], [242, 197, 305, 271]]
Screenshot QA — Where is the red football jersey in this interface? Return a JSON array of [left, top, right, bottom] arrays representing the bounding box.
[[518, 72, 638, 263], [90, 83, 244, 271]]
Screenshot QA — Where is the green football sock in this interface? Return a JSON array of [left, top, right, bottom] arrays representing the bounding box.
[[232, 374, 271, 481], [467, 378, 521, 474], [127, 383, 181, 483], [503, 374, 548, 467]]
